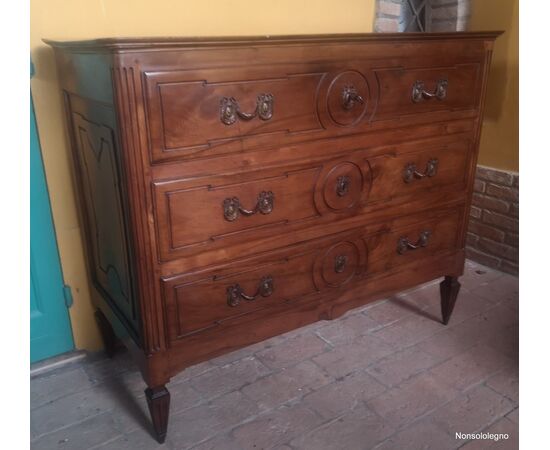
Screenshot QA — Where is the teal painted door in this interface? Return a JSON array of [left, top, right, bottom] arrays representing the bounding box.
[[30, 92, 74, 363]]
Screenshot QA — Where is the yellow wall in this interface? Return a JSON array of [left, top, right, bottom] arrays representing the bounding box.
[[30, 0, 376, 351], [469, 0, 519, 171]]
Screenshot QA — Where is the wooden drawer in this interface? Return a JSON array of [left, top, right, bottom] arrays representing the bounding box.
[[162, 207, 462, 343], [162, 230, 368, 339], [375, 63, 481, 119], [153, 139, 471, 261], [368, 139, 471, 203], [144, 65, 324, 163], [368, 209, 462, 274], [143, 60, 481, 165]]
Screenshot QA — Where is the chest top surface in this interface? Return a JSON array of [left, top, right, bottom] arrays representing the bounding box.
[[44, 31, 501, 50]]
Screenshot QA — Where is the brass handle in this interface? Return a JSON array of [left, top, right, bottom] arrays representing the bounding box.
[[336, 175, 351, 197], [397, 230, 431, 255], [403, 158, 439, 183], [220, 93, 274, 125], [226, 275, 274, 307], [223, 191, 274, 222], [342, 85, 365, 110], [412, 79, 448, 103], [334, 255, 348, 273]]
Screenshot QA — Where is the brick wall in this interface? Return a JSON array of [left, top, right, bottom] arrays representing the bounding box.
[[466, 166, 519, 275], [374, 0, 470, 32]]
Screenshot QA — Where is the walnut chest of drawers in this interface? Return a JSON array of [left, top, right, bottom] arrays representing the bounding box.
[[46, 32, 500, 443]]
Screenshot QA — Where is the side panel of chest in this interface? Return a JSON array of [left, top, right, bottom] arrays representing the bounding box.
[[64, 93, 140, 342]]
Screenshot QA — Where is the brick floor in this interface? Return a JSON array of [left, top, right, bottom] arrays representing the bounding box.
[[30, 260, 518, 450]]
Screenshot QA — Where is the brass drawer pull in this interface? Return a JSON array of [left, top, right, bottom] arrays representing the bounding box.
[[412, 79, 448, 103], [403, 158, 439, 183], [223, 191, 274, 222], [220, 93, 274, 125], [341, 85, 365, 110], [334, 255, 348, 273], [397, 230, 431, 255], [227, 275, 274, 307]]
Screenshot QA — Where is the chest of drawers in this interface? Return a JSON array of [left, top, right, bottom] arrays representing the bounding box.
[[46, 32, 499, 443]]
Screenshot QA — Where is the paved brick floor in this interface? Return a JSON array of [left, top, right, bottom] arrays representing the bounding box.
[[30, 260, 518, 450]]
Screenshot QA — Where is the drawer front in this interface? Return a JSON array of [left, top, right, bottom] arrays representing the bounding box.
[[375, 63, 481, 119], [143, 61, 482, 165], [154, 165, 328, 260], [153, 157, 371, 261], [369, 210, 462, 274], [368, 139, 470, 203], [162, 208, 462, 342], [144, 66, 325, 162], [153, 139, 471, 261], [163, 230, 369, 339]]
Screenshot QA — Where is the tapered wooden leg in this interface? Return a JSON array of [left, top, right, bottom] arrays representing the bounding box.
[[145, 385, 170, 444], [94, 308, 117, 358], [440, 276, 461, 325]]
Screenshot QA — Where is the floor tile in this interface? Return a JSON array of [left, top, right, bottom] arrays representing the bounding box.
[[169, 391, 260, 449], [290, 404, 395, 450], [31, 366, 94, 409], [367, 346, 441, 387], [362, 296, 415, 328], [486, 366, 519, 404], [241, 361, 331, 410], [366, 373, 458, 430], [255, 333, 330, 370], [188, 433, 245, 450], [312, 334, 395, 379], [230, 403, 324, 449], [430, 385, 515, 441], [31, 385, 120, 439], [374, 417, 457, 450], [470, 274, 518, 306], [31, 412, 123, 450], [372, 313, 444, 349], [315, 312, 379, 345], [430, 344, 514, 392], [302, 370, 386, 420], [190, 356, 271, 399], [93, 425, 170, 450], [460, 260, 505, 292], [459, 416, 518, 450]]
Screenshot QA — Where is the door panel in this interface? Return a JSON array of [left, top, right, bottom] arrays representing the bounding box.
[[30, 93, 74, 363]]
